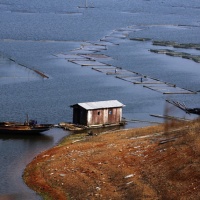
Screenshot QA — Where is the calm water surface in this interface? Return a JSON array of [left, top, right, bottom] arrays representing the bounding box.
[[0, 0, 200, 199]]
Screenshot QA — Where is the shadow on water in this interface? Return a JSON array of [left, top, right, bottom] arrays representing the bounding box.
[[0, 128, 69, 200], [0, 132, 53, 141]]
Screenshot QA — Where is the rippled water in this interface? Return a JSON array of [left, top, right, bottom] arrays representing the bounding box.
[[0, 0, 200, 199]]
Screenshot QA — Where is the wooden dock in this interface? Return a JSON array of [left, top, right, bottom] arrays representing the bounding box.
[[58, 122, 86, 131], [53, 25, 198, 95]]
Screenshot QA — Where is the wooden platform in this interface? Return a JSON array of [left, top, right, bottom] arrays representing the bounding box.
[[58, 122, 125, 131], [59, 122, 86, 131], [53, 25, 197, 96]]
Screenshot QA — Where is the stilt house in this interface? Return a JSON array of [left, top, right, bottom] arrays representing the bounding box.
[[71, 100, 125, 127]]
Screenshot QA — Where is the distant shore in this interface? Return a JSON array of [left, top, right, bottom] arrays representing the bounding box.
[[23, 119, 200, 199]]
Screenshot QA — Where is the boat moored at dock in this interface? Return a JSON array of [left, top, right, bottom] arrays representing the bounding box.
[[0, 121, 53, 134]]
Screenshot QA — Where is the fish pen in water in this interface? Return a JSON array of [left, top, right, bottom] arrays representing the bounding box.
[[53, 24, 198, 96]]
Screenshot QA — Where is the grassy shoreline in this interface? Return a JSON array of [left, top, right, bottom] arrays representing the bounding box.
[[23, 119, 200, 199]]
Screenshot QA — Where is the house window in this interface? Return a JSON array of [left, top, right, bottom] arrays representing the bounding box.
[[98, 111, 100, 115], [109, 110, 112, 115]]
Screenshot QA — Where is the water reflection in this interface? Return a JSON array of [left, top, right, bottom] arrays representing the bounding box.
[[0, 55, 40, 85], [0, 128, 69, 200], [0, 132, 53, 141]]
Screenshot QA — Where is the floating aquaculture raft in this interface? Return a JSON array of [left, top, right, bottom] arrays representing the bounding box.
[[53, 25, 197, 95]]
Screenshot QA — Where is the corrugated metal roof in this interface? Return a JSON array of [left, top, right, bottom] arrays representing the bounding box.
[[73, 100, 125, 110]]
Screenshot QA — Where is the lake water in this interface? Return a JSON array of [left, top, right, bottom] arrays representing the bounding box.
[[0, 0, 200, 199]]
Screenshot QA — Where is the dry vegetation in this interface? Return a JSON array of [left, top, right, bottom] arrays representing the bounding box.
[[23, 119, 200, 200]]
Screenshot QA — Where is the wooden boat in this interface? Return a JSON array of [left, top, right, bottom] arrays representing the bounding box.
[[0, 121, 53, 134], [166, 100, 200, 115]]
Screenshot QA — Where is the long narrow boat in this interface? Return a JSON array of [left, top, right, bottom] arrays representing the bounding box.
[[0, 121, 53, 134]]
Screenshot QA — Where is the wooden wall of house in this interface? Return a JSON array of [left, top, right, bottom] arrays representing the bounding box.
[[73, 105, 122, 126], [107, 107, 122, 124], [87, 107, 122, 126], [87, 109, 104, 126], [73, 106, 88, 125]]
